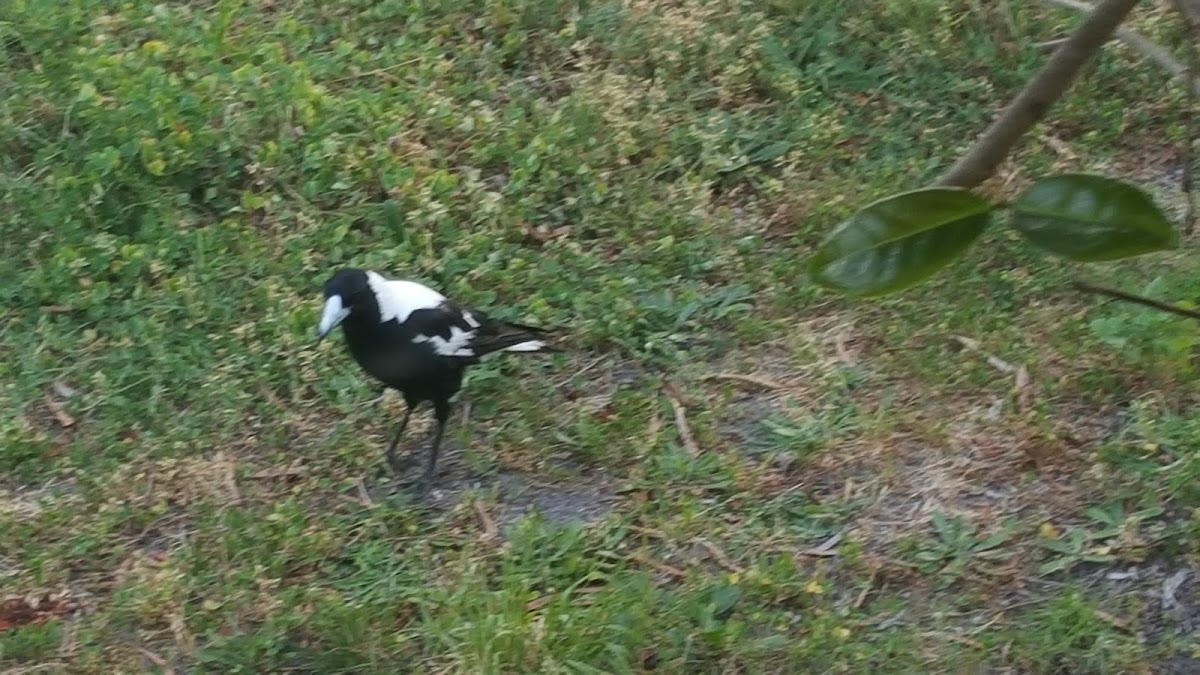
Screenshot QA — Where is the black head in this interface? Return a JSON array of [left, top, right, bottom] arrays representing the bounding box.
[[317, 267, 374, 342], [322, 267, 372, 301]]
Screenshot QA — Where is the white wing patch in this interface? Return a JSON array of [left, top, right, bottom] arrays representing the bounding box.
[[413, 325, 478, 357], [502, 340, 545, 352], [367, 271, 446, 324]]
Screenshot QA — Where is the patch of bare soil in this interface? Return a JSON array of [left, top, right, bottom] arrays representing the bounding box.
[[489, 472, 616, 530], [386, 467, 618, 536], [1077, 561, 1200, 672]]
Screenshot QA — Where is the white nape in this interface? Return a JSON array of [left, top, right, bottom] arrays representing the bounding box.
[[366, 271, 446, 324]]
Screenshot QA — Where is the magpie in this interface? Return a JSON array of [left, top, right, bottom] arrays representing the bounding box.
[[316, 267, 554, 495]]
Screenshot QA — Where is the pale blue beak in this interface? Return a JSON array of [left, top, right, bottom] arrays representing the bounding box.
[[316, 295, 350, 344]]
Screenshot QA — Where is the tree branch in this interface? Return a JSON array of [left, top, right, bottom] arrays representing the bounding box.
[[938, 0, 1143, 188], [1073, 280, 1200, 321], [1044, 0, 1200, 96], [1171, 0, 1200, 25], [1172, 0, 1199, 233]]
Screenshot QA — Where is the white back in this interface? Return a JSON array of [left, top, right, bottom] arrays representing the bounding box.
[[366, 271, 446, 324]]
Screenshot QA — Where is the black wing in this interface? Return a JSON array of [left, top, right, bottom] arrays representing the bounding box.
[[404, 303, 555, 360]]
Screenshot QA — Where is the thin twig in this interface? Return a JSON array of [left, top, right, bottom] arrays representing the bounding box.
[[853, 568, 877, 609], [1014, 365, 1033, 411], [834, 332, 857, 365], [1044, 0, 1200, 96], [1073, 280, 1200, 321], [798, 532, 844, 557], [701, 372, 791, 391], [474, 500, 499, 541], [221, 454, 241, 505], [952, 335, 1018, 373], [321, 57, 424, 86], [630, 552, 687, 578], [1175, 0, 1199, 233], [526, 585, 605, 612], [355, 477, 374, 508], [662, 381, 700, 456], [247, 465, 306, 480], [42, 393, 75, 428], [1035, 37, 1072, 51], [1093, 608, 1134, 632], [693, 537, 745, 574], [136, 647, 174, 675], [646, 409, 662, 451]]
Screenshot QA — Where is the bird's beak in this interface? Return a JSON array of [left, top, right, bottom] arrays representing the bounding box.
[[316, 295, 350, 344]]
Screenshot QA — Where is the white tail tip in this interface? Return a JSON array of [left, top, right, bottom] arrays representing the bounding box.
[[503, 340, 546, 352]]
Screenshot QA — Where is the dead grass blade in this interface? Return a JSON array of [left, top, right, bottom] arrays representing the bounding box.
[[1093, 608, 1133, 632], [354, 477, 374, 508], [798, 532, 843, 557], [701, 372, 790, 391], [43, 393, 75, 428], [834, 332, 857, 365], [853, 568, 877, 609], [169, 611, 194, 655], [693, 537, 744, 574], [217, 452, 241, 505], [1014, 364, 1033, 410], [51, 379, 77, 399], [137, 646, 174, 674], [526, 585, 605, 612], [630, 552, 687, 579], [952, 335, 1016, 373], [247, 466, 307, 480], [474, 500, 499, 541], [662, 381, 700, 456], [646, 409, 662, 450]]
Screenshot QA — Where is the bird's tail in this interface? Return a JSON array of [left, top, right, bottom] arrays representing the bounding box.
[[476, 320, 560, 355]]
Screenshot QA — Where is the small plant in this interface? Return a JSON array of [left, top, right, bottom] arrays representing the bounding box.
[[1088, 277, 1200, 375], [753, 407, 858, 468], [1038, 527, 1117, 576], [1038, 503, 1165, 575], [911, 511, 1017, 589]]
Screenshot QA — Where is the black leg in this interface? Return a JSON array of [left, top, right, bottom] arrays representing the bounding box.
[[384, 404, 415, 475], [413, 399, 450, 496]]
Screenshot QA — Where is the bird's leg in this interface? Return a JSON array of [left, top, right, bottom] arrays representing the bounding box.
[[384, 404, 415, 475], [413, 399, 450, 496]]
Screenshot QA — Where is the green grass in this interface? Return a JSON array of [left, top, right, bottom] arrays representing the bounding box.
[[3, 0, 1199, 671]]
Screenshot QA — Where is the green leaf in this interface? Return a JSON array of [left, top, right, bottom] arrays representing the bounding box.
[[1040, 538, 1079, 554], [1038, 558, 1073, 575], [976, 525, 1015, 551], [76, 82, 98, 102], [808, 188, 992, 297], [1010, 174, 1178, 261], [748, 140, 792, 164]]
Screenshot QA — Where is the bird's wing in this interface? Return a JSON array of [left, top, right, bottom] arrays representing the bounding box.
[[405, 303, 553, 359]]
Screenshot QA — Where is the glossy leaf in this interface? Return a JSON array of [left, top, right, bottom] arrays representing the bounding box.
[[1011, 174, 1178, 261], [808, 188, 992, 296]]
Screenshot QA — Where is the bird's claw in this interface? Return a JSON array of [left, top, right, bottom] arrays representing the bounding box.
[[388, 474, 432, 499], [411, 477, 432, 498]]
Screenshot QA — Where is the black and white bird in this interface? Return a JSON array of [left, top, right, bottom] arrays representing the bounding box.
[[316, 267, 554, 495]]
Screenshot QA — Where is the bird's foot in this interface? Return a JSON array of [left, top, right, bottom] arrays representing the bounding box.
[[390, 474, 433, 499], [410, 476, 432, 499], [381, 453, 416, 478]]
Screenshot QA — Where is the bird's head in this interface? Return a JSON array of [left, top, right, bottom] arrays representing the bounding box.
[[317, 267, 372, 343]]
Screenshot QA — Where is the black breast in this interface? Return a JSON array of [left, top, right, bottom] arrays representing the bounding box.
[[340, 315, 466, 400]]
